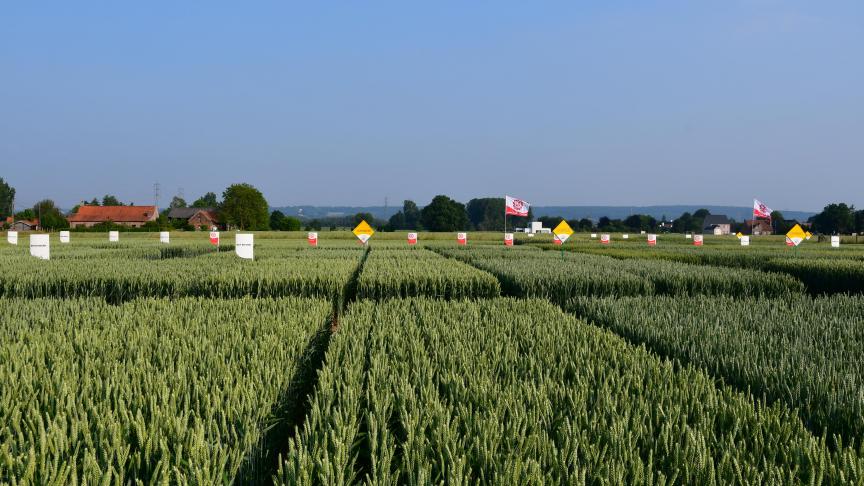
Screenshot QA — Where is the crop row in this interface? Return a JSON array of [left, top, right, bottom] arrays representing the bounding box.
[[356, 248, 500, 300], [0, 251, 361, 302], [277, 297, 864, 485], [568, 294, 864, 442], [553, 244, 864, 294], [0, 297, 332, 484], [436, 246, 804, 303]]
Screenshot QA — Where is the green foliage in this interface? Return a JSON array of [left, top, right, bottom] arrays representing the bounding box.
[[569, 294, 864, 441], [387, 200, 421, 230], [32, 199, 69, 230], [0, 176, 14, 219], [169, 195, 187, 208], [812, 202, 856, 234], [192, 192, 219, 207], [101, 194, 124, 206], [0, 296, 331, 484], [277, 298, 864, 485], [221, 183, 270, 230], [420, 195, 468, 232], [270, 210, 302, 231]]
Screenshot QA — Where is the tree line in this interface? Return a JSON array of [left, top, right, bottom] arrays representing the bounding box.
[[2, 177, 863, 235]]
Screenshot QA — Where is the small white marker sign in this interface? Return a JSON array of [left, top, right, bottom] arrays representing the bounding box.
[[59, 231, 70, 243], [109, 231, 119, 242], [30, 234, 50, 260], [740, 236, 750, 246], [236, 233, 254, 260], [160, 231, 170, 244], [7, 231, 18, 245], [831, 236, 840, 248]]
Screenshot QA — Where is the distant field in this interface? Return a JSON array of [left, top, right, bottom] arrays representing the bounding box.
[[2, 229, 864, 484]]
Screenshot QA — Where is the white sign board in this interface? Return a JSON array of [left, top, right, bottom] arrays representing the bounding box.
[[740, 236, 750, 246], [622, 234, 629, 239], [109, 231, 119, 242], [647, 234, 657, 246], [685, 234, 692, 239], [160, 231, 170, 244], [7, 231, 18, 245], [59, 231, 70, 243], [29, 234, 50, 260], [235, 233, 254, 260], [831, 236, 840, 248], [590, 233, 597, 238]]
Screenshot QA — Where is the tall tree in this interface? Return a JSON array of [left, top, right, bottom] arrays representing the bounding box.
[[32, 199, 69, 230], [220, 183, 270, 230], [855, 210, 864, 234], [420, 195, 468, 232], [403, 200, 421, 229], [812, 203, 855, 234], [192, 192, 219, 207], [270, 210, 302, 231], [169, 196, 187, 209], [102, 195, 124, 206], [0, 177, 14, 220], [353, 212, 375, 227]]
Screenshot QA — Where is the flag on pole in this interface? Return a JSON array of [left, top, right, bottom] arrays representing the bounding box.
[[505, 196, 530, 217], [753, 199, 773, 219]]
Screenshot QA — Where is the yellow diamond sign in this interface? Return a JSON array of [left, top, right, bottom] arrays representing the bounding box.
[[805, 231, 813, 240], [736, 232, 743, 239], [552, 220, 574, 243], [786, 224, 807, 247], [352, 220, 375, 244]]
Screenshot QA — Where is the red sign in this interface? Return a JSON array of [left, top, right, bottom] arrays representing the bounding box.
[[600, 234, 610, 245], [504, 233, 514, 246], [407, 232, 417, 245], [647, 234, 657, 246], [209, 231, 219, 245], [307, 232, 318, 247], [693, 235, 703, 247], [457, 232, 467, 245]]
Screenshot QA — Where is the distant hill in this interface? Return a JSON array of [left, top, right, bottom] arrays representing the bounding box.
[[271, 205, 816, 223], [531, 206, 816, 222]]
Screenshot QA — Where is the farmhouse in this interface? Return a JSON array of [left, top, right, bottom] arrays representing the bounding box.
[[10, 219, 39, 231], [746, 220, 773, 236], [702, 215, 731, 235], [167, 207, 221, 230], [67, 205, 158, 228]]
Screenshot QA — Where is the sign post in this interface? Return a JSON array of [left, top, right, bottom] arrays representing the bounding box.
[[407, 232, 418, 246], [457, 232, 467, 245], [7, 231, 18, 245], [552, 220, 574, 260], [786, 224, 807, 247], [307, 232, 318, 247], [59, 231, 70, 243], [160, 231, 170, 244]]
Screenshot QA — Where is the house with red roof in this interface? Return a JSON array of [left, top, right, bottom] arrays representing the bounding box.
[[67, 205, 158, 228]]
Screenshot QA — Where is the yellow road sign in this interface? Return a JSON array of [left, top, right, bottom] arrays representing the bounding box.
[[552, 220, 574, 243], [786, 224, 807, 247], [736, 232, 743, 239], [352, 220, 375, 244]]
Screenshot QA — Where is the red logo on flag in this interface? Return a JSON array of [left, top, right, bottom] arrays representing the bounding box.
[[505, 196, 530, 217]]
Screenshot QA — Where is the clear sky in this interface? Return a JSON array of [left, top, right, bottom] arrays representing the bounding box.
[[1, 1, 862, 211]]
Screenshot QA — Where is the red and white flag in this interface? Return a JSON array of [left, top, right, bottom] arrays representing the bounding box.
[[753, 199, 773, 219], [505, 195, 530, 217], [504, 233, 514, 246], [600, 234, 610, 245], [457, 232, 467, 245], [647, 234, 657, 246], [407, 232, 417, 245], [693, 234, 704, 247], [209, 231, 220, 246], [307, 232, 318, 247]]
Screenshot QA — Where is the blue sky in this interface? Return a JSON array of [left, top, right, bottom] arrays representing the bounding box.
[[1, 1, 862, 211]]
